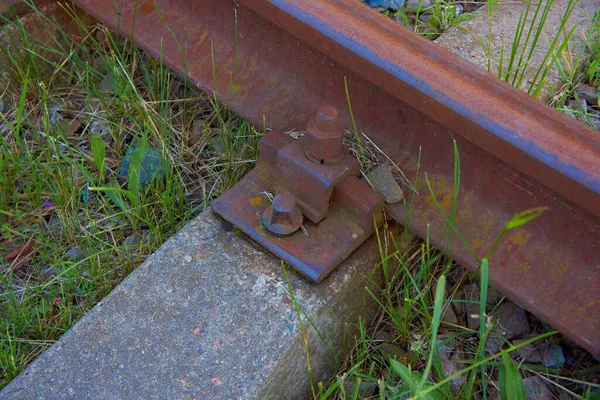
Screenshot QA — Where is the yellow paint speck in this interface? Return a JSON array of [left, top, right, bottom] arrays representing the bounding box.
[[249, 197, 262, 206]]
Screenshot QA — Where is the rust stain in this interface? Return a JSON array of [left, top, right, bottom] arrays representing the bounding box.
[[139, 3, 153, 15], [248, 196, 263, 206]]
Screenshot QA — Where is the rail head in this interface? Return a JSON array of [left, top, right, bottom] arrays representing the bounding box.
[[242, 0, 600, 217]]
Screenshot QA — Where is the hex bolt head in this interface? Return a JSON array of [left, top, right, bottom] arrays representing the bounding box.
[[262, 192, 303, 237], [304, 105, 344, 165]]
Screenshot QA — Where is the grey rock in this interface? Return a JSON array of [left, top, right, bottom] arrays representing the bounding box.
[[66, 246, 85, 260], [89, 120, 110, 137], [405, 0, 427, 8], [454, 283, 499, 330], [441, 304, 458, 325], [91, 56, 109, 75], [379, 343, 410, 363], [492, 301, 531, 340], [485, 334, 506, 355], [364, 163, 404, 203], [487, 383, 501, 400], [513, 339, 542, 364], [343, 379, 378, 398], [99, 73, 119, 93], [523, 376, 551, 400], [539, 342, 565, 369], [375, 329, 394, 343], [558, 391, 576, 400], [48, 102, 64, 125], [119, 143, 167, 189], [575, 83, 598, 106], [123, 233, 142, 248], [364, 0, 406, 10], [439, 346, 465, 396], [39, 267, 61, 281]]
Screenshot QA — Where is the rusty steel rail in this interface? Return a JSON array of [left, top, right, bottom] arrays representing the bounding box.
[[70, 0, 600, 354]]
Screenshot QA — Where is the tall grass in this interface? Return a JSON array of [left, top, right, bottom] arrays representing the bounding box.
[[0, 2, 260, 387], [311, 132, 597, 398]]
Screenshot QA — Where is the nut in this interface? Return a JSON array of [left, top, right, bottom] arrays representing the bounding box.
[[304, 105, 344, 165], [262, 192, 303, 237]]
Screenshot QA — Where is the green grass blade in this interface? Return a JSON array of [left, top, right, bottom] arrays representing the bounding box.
[[90, 134, 106, 181], [499, 352, 527, 400]]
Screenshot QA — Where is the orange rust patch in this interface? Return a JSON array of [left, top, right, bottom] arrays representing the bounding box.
[[507, 230, 531, 252], [140, 3, 154, 15], [248, 196, 262, 206]]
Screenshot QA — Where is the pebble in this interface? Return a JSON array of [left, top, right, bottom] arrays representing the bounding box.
[[492, 301, 531, 340], [364, 0, 406, 10], [363, 163, 404, 203], [439, 345, 465, 396], [513, 339, 542, 364], [48, 102, 64, 125], [66, 246, 86, 260], [379, 343, 410, 363], [486, 383, 501, 400], [343, 380, 378, 397], [119, 142, 167, 189], [575, 83, 599, 106], [99, 73, 119, 93], [454, 283, 499, 330], [405, 0, 427, 8], [39, 267, 62, 280], [539, 342, 565, 369], [523, 376, 551, 400], [124, 233, 142, 247]]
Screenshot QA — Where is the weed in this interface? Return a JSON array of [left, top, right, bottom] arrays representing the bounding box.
[[0, 3, 260, 387], [318, 135, 598, 399]]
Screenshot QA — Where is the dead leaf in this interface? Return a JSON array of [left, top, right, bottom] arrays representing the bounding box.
[[5, 239, 37, 272]]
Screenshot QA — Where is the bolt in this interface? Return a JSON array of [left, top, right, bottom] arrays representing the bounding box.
[[262, 192, 303, 237], [304, 105, 344, 165]]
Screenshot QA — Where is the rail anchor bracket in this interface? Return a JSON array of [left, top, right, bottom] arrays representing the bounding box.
[[212, 106, 384, 282]]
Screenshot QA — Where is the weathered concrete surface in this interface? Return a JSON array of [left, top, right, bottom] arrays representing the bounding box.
[[435, 0, 597, 101], [1, 209, 397, 399]]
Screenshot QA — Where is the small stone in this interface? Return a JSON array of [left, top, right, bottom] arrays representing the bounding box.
[[48, 102, 64, 125], [123, 233, 142, 248], [99, 73, 119, 93], [343, 379, 378, 398], [374, 329, 393, 343], [441, 305, 458, 325], [492, 302, 531, 340], [379, 343, 410, 363], [90, 120, 111, 137], [39, 267, 61, 280], [91, 56, 109, 75], [558, 390, 576, 400], [575, 84, 598, 106], [405, 0, 427, 8], [364, 0, 406, 10], [523, 376, 551, 400], [487, 383, 501, 400], [364, 163, 404, 203], [119, 142, 167, 189], [66, 246, 86, 260], [453, 283, 500, 326], [439, 346, 465, 396], [485, 335, 505, 355], [539, 342, 565, 369], [512, 339, 542, 364]]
